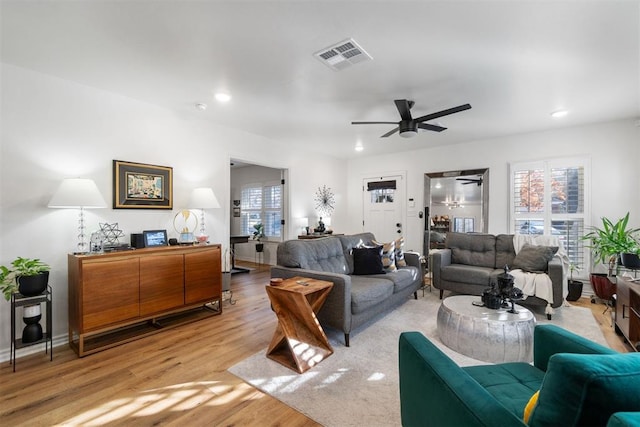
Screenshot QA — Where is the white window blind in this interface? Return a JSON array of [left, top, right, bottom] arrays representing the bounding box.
[[510, 158, 589, 273], [240, 181, 283, 239], [263, 183, 282, 238]]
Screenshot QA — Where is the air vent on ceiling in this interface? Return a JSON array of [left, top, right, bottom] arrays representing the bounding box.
[[314, 38, 372, 71]]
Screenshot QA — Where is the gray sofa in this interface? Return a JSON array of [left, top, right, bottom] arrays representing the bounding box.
[[271, 232, 422, 346], [431, 232, 563, 318]]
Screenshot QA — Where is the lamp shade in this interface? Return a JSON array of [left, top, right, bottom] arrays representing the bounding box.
[[188, 187, 221, 209], [48, 178, 107, 208]]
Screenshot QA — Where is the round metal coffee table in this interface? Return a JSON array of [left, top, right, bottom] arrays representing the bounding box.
[[437, 295, 536, 363]]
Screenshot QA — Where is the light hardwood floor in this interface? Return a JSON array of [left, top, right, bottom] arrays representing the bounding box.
[[1, 263, 630, 426], [1, 262, 319, 427]]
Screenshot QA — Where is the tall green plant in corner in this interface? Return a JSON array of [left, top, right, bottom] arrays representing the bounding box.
[[582, 212, 640, 273]]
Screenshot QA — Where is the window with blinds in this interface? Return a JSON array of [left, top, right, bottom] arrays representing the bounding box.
[[240, 182, 282, 239], [510, 159, 588, 273]]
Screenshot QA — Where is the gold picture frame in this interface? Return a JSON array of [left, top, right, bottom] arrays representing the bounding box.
[[113, 160, 173, 209]]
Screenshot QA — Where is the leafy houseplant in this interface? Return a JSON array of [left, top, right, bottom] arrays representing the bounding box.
[[0, 257, 51, 301], [582, 212, 640, 276], [252, 223, 265, 252]]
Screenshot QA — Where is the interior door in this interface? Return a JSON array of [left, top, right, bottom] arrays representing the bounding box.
[[363, 175, 404, 242]]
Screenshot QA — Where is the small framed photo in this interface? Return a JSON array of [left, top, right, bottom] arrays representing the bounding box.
[[113, 160, 173, 209], [233, 207, 241, 217], [143, 230, 168, 247]]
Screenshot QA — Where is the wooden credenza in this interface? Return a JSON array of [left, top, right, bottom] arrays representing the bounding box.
[[615, 276, 640, 352], [68, 244, 222, 356]]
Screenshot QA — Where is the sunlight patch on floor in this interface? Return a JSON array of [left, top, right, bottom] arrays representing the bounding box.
[[61, 380, 258, 425]]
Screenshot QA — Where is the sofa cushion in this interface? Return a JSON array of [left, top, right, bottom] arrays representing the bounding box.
[[395, 236, 407, 267], [276, 237, 348, 274], [464, 362, 545, 419], [349, 276, 394, 314], [446, 232, 497, 268], [337, 232, 377, 274], [441, 264, 495, 286], [496, 234, 516, 269], [373, 239, 397, 272], [512, 244, 558, 273], [378, 266, 420, 294], [529, 352, 640, 427], [352, 246, 385, 275]]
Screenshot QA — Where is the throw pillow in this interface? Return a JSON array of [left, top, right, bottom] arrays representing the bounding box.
[[512, 244, 558, 273], [395, 236, 407, 268], [527, 352, 640, 427], [523, 390, 539, 424], [352, 246, 386, 275], [373, 240, 397, 272]]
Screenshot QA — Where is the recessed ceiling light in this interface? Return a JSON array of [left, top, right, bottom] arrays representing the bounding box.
[[214, 93, 231, 103], [551, 110, 569, 118], [355, 144, 364, 152], [195, 103, 207, 110]]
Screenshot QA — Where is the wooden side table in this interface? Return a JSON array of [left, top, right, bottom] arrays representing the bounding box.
[[265, 276, 334, 373]]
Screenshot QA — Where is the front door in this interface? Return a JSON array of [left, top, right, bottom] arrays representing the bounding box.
[[363, 175, 404, 242]]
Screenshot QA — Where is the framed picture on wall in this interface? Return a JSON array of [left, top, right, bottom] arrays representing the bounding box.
[[233, 207, 241, 217], [113, 160, 173, 209]]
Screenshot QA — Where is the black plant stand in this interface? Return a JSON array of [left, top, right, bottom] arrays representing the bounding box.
[[10, 286, 52, 372]]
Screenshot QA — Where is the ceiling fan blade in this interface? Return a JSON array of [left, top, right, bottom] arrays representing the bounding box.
[[414, 103, 472, 123], [351, 121, 399, 125], [394, 99, 413, 121], [381, 127, 399, 138], [418, 123, 447, 132]]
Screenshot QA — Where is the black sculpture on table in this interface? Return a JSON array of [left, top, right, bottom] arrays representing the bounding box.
[[481, 266, 523, 313]]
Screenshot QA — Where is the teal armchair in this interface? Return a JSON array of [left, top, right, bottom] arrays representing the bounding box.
[[399, 324, 640, 427]]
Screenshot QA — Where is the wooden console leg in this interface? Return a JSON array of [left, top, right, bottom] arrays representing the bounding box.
[[344, 333, 350, 347], [439, 289, 444, 299]]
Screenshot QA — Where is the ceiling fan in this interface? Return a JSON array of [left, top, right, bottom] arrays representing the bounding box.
[[456, 177, 483, 186], [351, 99, 471, 138]]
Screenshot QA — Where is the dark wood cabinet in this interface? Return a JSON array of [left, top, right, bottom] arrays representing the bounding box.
[[68, 245, 222, 356], [615, 276, 640, 351]]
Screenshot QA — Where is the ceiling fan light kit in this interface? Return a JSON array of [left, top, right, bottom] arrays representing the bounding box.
[[351, 99, 471, 138]]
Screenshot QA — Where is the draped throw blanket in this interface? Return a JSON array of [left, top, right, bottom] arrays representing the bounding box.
[[511, 234, 569, 315]]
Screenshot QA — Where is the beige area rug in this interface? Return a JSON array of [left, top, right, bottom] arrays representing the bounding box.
[[228, 291, 608, 427]]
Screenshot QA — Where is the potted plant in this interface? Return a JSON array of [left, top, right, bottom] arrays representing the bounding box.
[[582, 212, 639, 302], [582, 212, 639, 276], [566, 263, 583, 302], [252, 223, 265, 252], [0, 257, 51, 301]]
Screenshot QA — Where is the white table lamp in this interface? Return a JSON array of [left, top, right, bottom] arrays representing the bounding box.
[[48, 178, 107, 253], [188, 187, 221, 241]]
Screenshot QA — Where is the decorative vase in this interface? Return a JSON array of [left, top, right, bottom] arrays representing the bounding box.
[[22, 303, 43, 343], [17, 271, 49, 297], [566, 280, 583, 301]]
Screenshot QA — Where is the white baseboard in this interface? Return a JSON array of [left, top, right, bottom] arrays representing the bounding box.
[[0, 333, 68, 364]]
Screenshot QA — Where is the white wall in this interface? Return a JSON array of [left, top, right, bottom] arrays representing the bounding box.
[[346, 119, 640, 256], [0, 64, 348, 357]]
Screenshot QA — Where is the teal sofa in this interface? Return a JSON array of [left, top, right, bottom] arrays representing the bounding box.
[[399, 325, 640, 427]]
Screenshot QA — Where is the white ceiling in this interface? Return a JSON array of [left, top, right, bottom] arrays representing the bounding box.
[[2, 1, 639, 159]]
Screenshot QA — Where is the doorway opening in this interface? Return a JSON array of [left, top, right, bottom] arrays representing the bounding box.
[[423, 168, 489, 255], [230, 158, 289, 270]]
